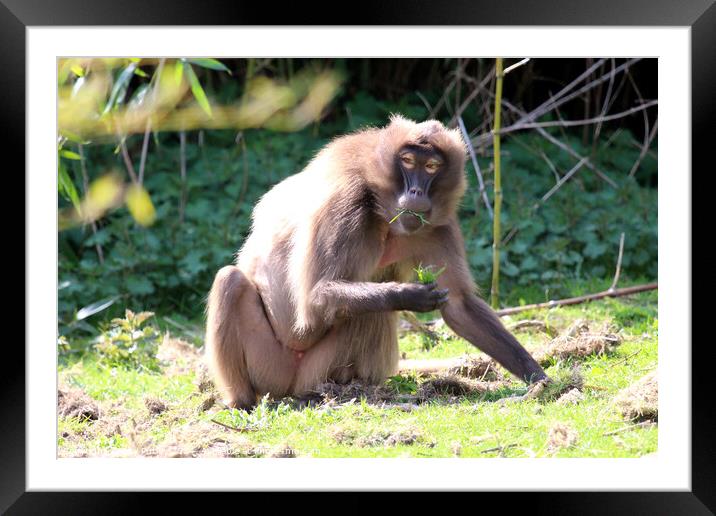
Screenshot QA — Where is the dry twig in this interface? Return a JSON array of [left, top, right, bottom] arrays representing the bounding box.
[[457, 116, 493, 219], [495, 283, 657, 316]]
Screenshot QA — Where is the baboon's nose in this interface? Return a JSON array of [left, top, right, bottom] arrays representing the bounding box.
[[401, 191, 431, 214]]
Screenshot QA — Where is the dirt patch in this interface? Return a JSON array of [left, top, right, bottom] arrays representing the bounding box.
[[613, 371, 658, 421], [197, 394, 217, 413], [330, 424, 432, 448], [153, 420, 257, 458], [547, 422, 578, 453], [303, 381, 396, 406], [508, 319, 557, 337], [534, 320, 620, 365], [144, 396, 168, 415], [556, 388, 585, 405], [58, 388, 99, 421], [157, 335, 202, 377], [296, 367, 513, 409], [194, 363, 215, 393], [447, 357, 503, 381], [268, 444, 298, 458], [450, 441, 462, 456], [418, 375, 507, 398]]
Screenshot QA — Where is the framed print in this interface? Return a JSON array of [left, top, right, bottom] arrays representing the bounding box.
[[5, 0, 715, 512]]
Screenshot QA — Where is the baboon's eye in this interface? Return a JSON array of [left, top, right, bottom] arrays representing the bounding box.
[[400, 153, 416, 169], [425, 159, 442, 174]]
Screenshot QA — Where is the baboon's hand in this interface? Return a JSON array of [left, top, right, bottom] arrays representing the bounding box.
[[396, 282, 450, 312]]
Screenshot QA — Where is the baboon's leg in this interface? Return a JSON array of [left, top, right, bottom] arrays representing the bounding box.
[[290, 328, 347, 395], [205, 266, 295, 408]]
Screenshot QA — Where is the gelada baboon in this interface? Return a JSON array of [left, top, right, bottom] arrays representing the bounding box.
[[206, 115, 547, 408]]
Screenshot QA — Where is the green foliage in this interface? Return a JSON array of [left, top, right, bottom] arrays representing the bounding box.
[[386, 373, 421, 394], [93, 309, 162, 371]]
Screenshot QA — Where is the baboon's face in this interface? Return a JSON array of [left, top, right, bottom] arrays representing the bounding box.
[[391, 144, 446, 233]]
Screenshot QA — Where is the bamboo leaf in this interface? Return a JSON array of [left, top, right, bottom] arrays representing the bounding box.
[[186, 58, 231, 74], [59, 149, 81, 160], [183, 64, 212, 117], [173, 59, 185, 86], [58, 162, 81, 212], [128, 83, 150, 109], [60, 130, 89, 144], [103, 63, 137, 115]]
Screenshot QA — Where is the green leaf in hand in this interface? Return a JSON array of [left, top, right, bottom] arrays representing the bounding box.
[[413, 263, 446, 284]]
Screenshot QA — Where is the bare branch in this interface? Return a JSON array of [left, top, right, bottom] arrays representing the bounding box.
[[539, 157, 589, 205], [609, 232, 626, 292], [119, 139, 139, 184], [522, 58, 641, 127], [531, 123, 618, 188], [415, 90, 433, 113], [457, 116, 493, 219], [429, 59, 470, 119], [593, 58, 616, 144], [627, 71, 652, 177], [137, 119, 151, 185], [502, 99, 618, 188], [449, 65, 495, 127], [136, 58, 165, 185], [474, 58, 643, 146], [78, 144, 104, 265], [629, 119, 658, 177], [495, 283, 658, 317], [179, 130, 187, 224], [540, 150, 561, 183], [509, 58, 607, 126], [498, 99, 657, 133], [467, 74, 618, 189]]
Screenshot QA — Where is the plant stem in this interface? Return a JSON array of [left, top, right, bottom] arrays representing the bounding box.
[[78, 144, 104, 265], [490, 58, 504, 309], [179, 130, 187, 225]]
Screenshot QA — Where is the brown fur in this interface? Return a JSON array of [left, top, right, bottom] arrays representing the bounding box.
[[205, 116, 546, 408]]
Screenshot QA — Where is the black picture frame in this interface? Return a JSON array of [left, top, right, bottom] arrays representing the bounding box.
[[4, 0, 713, 513]]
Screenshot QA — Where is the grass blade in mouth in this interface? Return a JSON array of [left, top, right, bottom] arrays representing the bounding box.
[[389, 208, 430, 226]]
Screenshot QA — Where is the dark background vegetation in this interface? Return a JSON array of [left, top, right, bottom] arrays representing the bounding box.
[[58, 58, 657, 336]]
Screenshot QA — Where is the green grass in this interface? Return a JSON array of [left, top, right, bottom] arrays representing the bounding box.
[[413, 263, 446, 285], [57, 282, 657, 458]]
